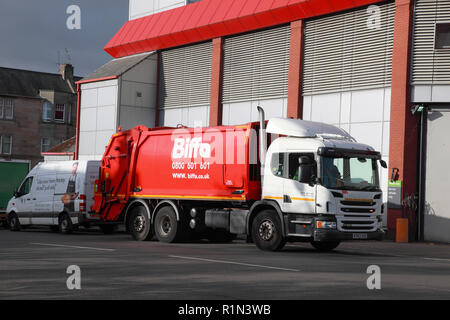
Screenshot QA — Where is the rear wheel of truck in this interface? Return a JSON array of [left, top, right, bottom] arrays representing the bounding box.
[[154, 206, 185, 243], [128, 206, 152, 241], [59, 213, 73, 234], [8, 213, 20, 231], [251, 209, 286, 251], [310, 241, 340, 252]]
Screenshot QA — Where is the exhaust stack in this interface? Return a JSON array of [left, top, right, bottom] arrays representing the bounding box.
[[257, 106, 267, 183]]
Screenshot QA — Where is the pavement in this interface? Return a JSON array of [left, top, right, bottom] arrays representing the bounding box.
[[0, 226, 449, 300]]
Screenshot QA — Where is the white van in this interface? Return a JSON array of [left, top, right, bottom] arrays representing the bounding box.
[[6, 160, 101, 234]]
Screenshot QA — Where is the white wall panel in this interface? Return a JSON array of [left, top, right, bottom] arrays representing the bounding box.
[[79, 107, 97, 132], [222, 98, 287, 125], [160, 106, 209, 127], [96, 106, 117, 131]]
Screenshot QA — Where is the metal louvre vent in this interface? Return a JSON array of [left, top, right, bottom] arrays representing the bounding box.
[[222, 25, 291, 104], [412, 0, 450, 85], [303, 2, 395, 95], [159, 41, 212, 109]]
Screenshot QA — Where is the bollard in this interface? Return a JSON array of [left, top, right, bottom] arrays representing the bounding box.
[[396, 218, 409, 243]]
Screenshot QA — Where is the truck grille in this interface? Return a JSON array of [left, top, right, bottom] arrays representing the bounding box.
[[340, 200, 375, 206], [337, 216, 378, 232]]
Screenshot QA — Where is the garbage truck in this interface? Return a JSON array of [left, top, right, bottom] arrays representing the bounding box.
[[91, 107, 386, 251]]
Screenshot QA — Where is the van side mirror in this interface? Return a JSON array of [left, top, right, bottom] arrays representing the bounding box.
[[13, 188, 20, 198], [379, 159, 387, 169]]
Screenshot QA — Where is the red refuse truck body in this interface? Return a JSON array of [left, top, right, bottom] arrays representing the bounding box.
[[93, 123, 261, 220], [92, 109, 385, 251]]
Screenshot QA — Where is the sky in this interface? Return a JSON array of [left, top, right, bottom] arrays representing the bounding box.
[[0, 0, 129, 77]]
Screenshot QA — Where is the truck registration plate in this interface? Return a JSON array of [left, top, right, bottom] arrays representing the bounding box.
[[352, 233, 368, 239]]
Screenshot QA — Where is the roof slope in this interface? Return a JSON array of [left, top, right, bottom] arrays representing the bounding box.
[[0, 67, 80, 98], [45, 137, 76, 153], [80, 52, 153, 82]]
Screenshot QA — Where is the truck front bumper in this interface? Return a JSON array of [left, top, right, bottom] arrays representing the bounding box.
[[314, 229, 384, 242]]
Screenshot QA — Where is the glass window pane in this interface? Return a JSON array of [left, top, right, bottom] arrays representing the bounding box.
[[270, 153, 285, 177], [54, 104, 65, 121], [0, 98, 4, 118], [2, 136, 12, 154], [435, 23, 450, 49], [43, 102, 53, 121], [4, 99, 13, 119]]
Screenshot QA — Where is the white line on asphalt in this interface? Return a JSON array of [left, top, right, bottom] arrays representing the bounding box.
[[168, 255, 299, 272], [423, 257, 450, 262], [30, 243, 115, 252]]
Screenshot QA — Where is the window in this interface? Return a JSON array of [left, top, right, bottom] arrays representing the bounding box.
[[54, 104, 65, 122], [41, 138, 50, 153], [287, 153, 315, 181], [271, 153, 285, 177], [18, 177, 33, 196], [0, 98, 14, 120], [43, 101, 53, 122], [435, 23, 450, 49], [1, 135, 12, 154]]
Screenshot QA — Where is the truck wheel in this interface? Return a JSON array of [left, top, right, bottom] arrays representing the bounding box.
[[59, 213, 73, 234], [251, 210, 286, 251], [154, 206, 184, 243], [128, 206, 152, 241], [8, 213, 20, 231], [310, 241, 340, 252], [99, 225, 116, 235]]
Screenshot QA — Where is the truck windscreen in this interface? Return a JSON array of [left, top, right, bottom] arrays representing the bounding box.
[[320, 156, 380, 191]]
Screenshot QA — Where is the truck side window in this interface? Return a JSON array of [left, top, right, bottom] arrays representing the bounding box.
[[271, 153, 285, 177], [19, 177, 33, 195], [288, 153, 315, 181]]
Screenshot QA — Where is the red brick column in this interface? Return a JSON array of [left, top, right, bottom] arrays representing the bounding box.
[[209, 37, 224, 127], [388, 0, 418, 240], [287, 20, 304, 119]]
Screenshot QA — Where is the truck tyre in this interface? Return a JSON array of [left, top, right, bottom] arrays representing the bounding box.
[[99, 225, 116, 235], [251, 209, 286, 251], [59, 213, 73, 234], [8, 213, 20, 231], [128, 206, 152, 241], [154, 206, 185, 243], [310, 241, 340, 252]]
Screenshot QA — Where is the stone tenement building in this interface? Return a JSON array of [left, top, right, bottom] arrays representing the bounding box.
[[0, 64, 80, 168]]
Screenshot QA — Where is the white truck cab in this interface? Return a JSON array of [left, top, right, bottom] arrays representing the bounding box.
[[6, 160, 100, 233], [251, 112, 386, 251]]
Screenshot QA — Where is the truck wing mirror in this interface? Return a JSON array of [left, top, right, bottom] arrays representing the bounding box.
[[298, 163, 316, 185], [379, 159, 387, 169]]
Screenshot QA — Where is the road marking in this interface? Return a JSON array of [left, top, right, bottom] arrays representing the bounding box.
[[168, 255, 299, 272], [30, 243, 115, 252], [423, 257, 450, 262]]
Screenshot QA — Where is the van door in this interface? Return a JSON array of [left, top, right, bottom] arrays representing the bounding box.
[[32, 174, 56, 225], [15, 176, 35, 225]]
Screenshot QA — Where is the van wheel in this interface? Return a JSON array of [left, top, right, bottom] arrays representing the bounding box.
[[128, 206, 152, 241], [251, 209, 286, 251], [154, 206, 185, 243], [59, 213, 73, 234], [100, 225, 116, 235], [310, 241, 340, 252], [8, 213, 20, 231]]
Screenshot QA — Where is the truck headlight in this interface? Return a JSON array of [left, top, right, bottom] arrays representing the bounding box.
[[316, 221, 337, 229]]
